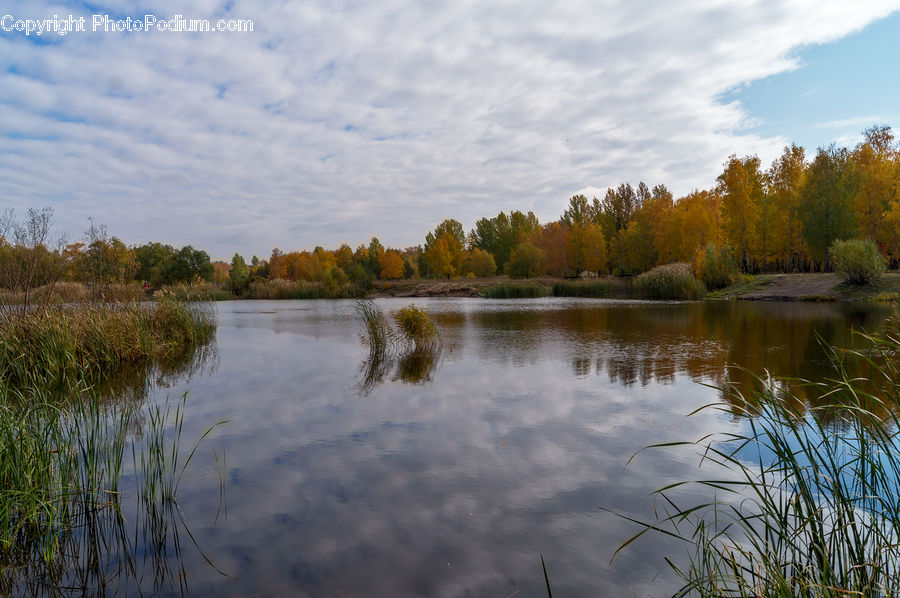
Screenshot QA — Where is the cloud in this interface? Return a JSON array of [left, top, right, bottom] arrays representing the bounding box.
[[0, 0, 897, 257]]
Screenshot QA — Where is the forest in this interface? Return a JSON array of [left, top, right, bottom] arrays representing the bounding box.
[[3, 125, 899, 297]]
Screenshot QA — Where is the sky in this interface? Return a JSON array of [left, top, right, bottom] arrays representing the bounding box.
[[1, 1, 899, 259]]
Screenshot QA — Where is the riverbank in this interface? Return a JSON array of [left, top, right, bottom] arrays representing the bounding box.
[[370, 272, 900, 302], [5, 272, 899, 304]]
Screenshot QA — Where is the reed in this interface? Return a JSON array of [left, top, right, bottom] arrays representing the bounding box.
[[0, 296, 215, 391], [0, 388, 226, 595], [551, 279, 618, 298], [482, 283, 552, 299], [393, 305, 440, 351], [615, 319, 900, 597]]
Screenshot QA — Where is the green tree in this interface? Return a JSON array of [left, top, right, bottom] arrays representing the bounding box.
[[461, 248, 497, 277], [505, 242, 545, 278], [162, 246, 214, 284], [228, 253, 251, 294], [134, 242, 177, 285], [800, 146, 860, 270]]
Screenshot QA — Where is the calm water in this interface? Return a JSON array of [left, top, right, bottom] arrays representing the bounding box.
[[49, 299, 900, 596]]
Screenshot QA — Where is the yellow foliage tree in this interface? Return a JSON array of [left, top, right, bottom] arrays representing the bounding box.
[[378, 249, 405, 279]]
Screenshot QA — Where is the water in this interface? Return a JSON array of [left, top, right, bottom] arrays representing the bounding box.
[[32, 298, 900, 596]]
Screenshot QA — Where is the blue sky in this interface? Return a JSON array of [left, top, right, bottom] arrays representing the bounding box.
[[730, 10, 900, 152], [1, 1, 899, 258]]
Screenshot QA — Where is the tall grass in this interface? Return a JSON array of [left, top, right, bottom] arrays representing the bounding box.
[[394, 305, 440, 351], [354, 300, 443, 393], [247, 278, 365, 300], [551, 279, 619, 298], [616, 318, 900, 597], [0, 296, 215, 390], [0, 387, 226, 595], [482, 283, 552, 298]]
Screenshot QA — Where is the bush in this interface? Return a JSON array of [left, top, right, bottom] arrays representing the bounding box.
[[692, 244, 739, 290], [633, 262, 705, 300], [830, 238, 887, 285]]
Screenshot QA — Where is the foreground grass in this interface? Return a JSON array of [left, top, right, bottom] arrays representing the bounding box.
[[0, 388, 225, 595], [0, 297, 215, 390], [616, 318, 900, 596]]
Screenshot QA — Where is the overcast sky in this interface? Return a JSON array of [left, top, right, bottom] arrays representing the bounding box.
[[1, 1, 899, 259]]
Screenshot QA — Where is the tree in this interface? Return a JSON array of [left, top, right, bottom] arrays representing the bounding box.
[[718, 155, 764, 272], [162, 245, 214, 284], [469, 211, 539, 272], [851, 125, 897, 246], [134, 242, 177, 285], [0, 207, 68, 311], [367, 238, 385, 275], [767, 144, 807, 271], [228, 253, 250, 294], [424, 220, 465, 278], [461, 248, 497, 277], [531, 222, 569, 277], [800, 146, 860, 270], [424, 235, 459, 278], [505, 242, 545, 278], [378, 249, 405, 279]]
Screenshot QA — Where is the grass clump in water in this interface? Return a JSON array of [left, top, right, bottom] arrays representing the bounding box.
[[615, 319, 900, 597], [0, 296, 215, 390], [633, 262, 706, 300], [482, 283, 552, 299], [393, 305, 440, 351]]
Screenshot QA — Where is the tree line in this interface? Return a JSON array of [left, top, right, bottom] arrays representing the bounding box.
[[3, 125, 899, 295], [250, 125, 900, 286]]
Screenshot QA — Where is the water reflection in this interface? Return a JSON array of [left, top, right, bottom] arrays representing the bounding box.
[[1, 333, 221, 597], [46, 298, 894, 597]]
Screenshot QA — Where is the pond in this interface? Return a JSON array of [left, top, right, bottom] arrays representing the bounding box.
[[16, 298, 899, 596]]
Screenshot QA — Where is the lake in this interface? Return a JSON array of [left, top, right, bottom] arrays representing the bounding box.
[[20, 298, 898, 597]]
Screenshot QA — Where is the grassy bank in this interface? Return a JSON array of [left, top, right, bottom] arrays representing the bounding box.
[[0, 297, 215, 390]]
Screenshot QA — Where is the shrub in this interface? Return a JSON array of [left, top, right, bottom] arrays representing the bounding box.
[[830, 238, 887, 285], [633, 263, 705, 300], [692, 244, 739, 290]]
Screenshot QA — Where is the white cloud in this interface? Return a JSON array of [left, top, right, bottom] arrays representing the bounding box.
[[0, 0, 897, 257]]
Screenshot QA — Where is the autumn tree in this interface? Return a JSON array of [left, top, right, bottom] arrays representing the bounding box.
[[424, 219, 465, 278], [531, 222, 569, 277], [851, 125, 897, 246], [767, 144, 807, 271], [718, 155, 764, 271], [378, 249, 405, 279]]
